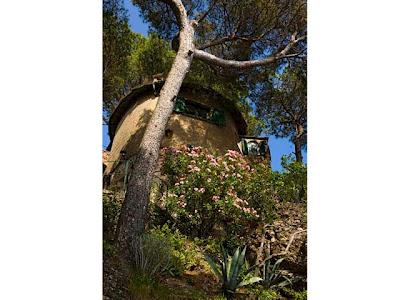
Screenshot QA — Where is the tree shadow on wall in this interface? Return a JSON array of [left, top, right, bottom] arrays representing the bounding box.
[[123, 108, 153, 158], [162, 116, 231, 153]]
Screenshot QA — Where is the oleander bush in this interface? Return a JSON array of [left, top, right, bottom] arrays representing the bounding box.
[[161, 146, 278, 246]]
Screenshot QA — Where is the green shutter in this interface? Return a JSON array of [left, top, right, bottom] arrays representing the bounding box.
[[210, 109, 226, 126], [241, 139, 248, 155], [173, 97, 186, 113]]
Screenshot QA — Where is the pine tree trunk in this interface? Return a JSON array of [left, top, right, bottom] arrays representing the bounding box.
[[116, 24, 194, 261], [294, 138, 303, 163], [294, 124, 304, 163]]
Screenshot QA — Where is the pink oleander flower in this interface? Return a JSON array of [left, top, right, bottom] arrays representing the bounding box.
[[206, 154, 214, 161], [198, 187, 205, 193], [175, 182, 180, 186], [225, 149, 240, 159], [210, 160, 219, 167], [212, 195, 220, 201]]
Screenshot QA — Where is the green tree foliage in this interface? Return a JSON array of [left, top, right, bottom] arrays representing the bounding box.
[[132, 0, 306, 63], [131, 0, 306, 135], [103, 0, 134, 122], [130, 32, 175, 82], [252, 59, 307, 161], [274, 155, 307, 202]]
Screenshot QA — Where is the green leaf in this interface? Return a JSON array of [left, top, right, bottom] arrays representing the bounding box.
[[205, 255, 223, 281], [228, 247, 240, 280], [230, 246, 246, 290], [237, 276, 263, 288]]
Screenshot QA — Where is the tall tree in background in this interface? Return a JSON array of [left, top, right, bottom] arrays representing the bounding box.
[[253, 59, 307, 162], [103, 0, 134, 122], [116, 0, 307, 261]]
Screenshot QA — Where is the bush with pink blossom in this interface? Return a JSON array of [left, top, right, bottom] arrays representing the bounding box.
[[160, 146, 277, 244]]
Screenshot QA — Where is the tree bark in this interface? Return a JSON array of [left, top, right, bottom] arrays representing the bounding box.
[[294, 124, 304, 163], [115, 11, 194, 261]]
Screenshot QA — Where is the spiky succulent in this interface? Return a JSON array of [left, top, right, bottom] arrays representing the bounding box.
[[261, 258, 292, 289], [205, 245, 262, 297]]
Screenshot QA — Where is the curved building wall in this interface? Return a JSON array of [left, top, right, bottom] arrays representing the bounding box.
[[105, 90, 242, 176]]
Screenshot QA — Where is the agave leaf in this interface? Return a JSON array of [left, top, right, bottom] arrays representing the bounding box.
[[205, 255, 223, 281], [282, 275, 292, 285], [271, 258, 284, 274], [226, 247, 240, 289], [237, 276, 263, 288], [273, 278, 292, 289], [229, 247, 240, 279], [225, 256, 232, 284], [221, 246, 229, 282], [230, 246, 247, 290], [238, 246, 247, 268]]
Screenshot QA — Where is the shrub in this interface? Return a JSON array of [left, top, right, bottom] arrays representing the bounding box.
[[128, 271, 207, 300], [258, 289, 280, 300], [135, 232, 175, 277], [161, 146, 277, 243], [282, 288, 307, 300], [103, 193, 122, 240], [148, 224, 203, 275], [205, 245, 262, 299], [128, 272, 172, 300], [274, 155, 307, 203]]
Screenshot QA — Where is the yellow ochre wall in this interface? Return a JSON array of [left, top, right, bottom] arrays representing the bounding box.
[[105, 90, 242, 175]]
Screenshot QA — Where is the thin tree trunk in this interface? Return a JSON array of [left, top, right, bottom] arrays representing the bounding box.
[[294, 138, 303, 163], [116, 22, 194, 261], [294, 124, 304, 163]]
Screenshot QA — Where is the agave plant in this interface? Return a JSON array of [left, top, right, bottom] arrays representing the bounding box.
[[205, 245, 262, 298], [261, 258, 292, 289]]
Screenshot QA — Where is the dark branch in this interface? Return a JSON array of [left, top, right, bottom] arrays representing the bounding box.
[[195, 0, 217, 24]]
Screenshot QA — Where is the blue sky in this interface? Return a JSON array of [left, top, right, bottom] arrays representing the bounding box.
[[103, 1, 307, 171]]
